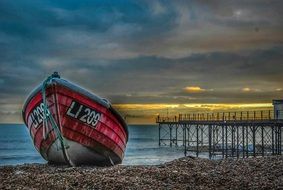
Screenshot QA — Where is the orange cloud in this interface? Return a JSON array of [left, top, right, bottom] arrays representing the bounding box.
[[184, 86, 206, 93], [242, 87, 251, 92]]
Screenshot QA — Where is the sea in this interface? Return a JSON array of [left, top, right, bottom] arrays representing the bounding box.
[[0, 124, 185, 166]]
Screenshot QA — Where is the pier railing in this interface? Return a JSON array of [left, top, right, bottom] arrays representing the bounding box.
[[157, 110, 283, 123]]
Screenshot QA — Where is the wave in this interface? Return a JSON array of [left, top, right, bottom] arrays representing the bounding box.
[[0, 139, 30, 143], [126, 146, 184, 152], [0, 147, 30, 151], [129, 137, 157, 141], [0, 154, 41, 160]]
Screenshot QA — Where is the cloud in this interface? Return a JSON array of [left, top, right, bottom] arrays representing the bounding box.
[[242, 87, 251, 92], [1, 47, 283, 105], [0, 0, 283, 123], [184, 86, 206, 93]]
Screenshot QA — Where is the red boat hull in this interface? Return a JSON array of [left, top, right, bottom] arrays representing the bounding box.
[[22, 77, 128, 166]]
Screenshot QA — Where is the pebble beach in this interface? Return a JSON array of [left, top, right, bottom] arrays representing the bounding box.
[[0, 156, 282, 190]]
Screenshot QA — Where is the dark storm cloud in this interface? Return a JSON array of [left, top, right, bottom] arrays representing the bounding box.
[[0, 0, 283, 122], [0, 0, 175, 96]]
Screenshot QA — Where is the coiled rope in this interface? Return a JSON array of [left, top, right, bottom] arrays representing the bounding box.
[[41, 73, 69, 150]]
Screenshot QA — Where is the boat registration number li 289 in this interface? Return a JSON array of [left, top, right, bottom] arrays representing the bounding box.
[[66, 101, 101, 128]]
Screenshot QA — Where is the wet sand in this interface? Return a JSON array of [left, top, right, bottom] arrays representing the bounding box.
[[0, 156, 282, 189]]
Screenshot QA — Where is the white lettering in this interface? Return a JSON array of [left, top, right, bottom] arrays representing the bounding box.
[[66, 101, 76, 117], [80, 108, 90, 122]]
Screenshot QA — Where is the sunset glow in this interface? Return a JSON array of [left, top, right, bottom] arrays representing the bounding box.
[[113, 103, 273, 124]]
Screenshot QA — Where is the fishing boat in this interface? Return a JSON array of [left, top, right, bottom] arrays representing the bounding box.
[[22, 72, 128, 166]]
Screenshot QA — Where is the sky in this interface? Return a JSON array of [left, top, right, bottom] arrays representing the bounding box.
[[0, 0, 282, 124]]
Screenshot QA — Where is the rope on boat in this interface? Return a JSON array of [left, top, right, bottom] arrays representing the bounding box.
[[41, 73, 69, 150]]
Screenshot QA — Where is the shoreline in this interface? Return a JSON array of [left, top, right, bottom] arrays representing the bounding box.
[[1, 156, 282, 189]]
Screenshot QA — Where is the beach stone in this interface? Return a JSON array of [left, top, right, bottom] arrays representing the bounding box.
[[0, 156, 282, 189]]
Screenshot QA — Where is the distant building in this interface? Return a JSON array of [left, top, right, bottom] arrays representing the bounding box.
[[272, 100, 283, 119]]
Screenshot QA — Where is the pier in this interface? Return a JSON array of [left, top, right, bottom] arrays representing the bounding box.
[[156, 107, 283, 159]]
